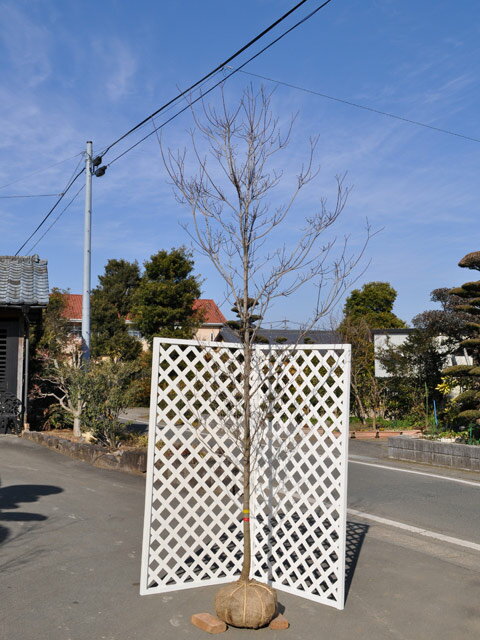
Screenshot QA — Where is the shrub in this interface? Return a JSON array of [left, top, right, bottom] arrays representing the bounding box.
[[81, 360, 139, 448]]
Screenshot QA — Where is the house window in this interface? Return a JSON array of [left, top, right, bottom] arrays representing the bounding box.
[[70, 324, 82, 337]]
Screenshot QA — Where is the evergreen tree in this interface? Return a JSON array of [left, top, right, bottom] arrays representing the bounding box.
[[442, 251, 480, 426], [341, 281, 406, 329], [91, 259, 141, 360], [379, 328, 448, 423], [339, 282, 405, 424], [95, 259, 140, 317], [227, 298, 268, 343], [131, 248, 201, 343], [91, 295, 141, 361], [412, 287, 471, 344]]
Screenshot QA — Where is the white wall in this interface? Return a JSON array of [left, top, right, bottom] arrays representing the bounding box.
[[373, 332, 472, 378]]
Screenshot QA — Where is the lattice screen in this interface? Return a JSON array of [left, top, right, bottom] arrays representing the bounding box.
[[141, 338, 351, 609]]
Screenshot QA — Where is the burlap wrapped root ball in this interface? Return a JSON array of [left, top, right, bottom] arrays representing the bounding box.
[[215, 580, 277, 629]]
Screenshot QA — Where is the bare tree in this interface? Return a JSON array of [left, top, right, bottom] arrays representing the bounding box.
[[163, 86, 370, 619], [33, 341, 85, 437], [31, 290, 85, 437]]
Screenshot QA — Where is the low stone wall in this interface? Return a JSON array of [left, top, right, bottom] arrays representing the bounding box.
[[388, 435, 480, 472], [351, 429, 422, 440], [22, 431, 147, 475]]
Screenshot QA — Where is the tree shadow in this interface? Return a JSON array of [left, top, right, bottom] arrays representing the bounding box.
[[0, 483, 64, 546], [345, 520, 369, 603]]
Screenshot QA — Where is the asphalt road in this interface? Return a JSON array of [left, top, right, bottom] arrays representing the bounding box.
[[348, 439, 480, 542], [1, 435, 479, 640]]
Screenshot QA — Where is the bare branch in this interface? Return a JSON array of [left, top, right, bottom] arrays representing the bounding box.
[[161, 84, 373, 582]]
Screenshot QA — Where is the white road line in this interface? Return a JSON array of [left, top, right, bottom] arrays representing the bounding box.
[[349, 458, 480, 487], [347, 508, 480, 552]]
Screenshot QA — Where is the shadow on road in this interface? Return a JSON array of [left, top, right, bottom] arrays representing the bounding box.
[[345, 520, 369, 603], [0, 482, 64, 546]]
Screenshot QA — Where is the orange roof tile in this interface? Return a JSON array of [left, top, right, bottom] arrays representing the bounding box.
[[60, 293, 83, 320], [193, 299, 226, 324], [58, 294, 226, 325]]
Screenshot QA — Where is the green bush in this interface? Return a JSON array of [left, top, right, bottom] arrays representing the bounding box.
[[43, 404, 74, 430], [81, 360, 139, 448]]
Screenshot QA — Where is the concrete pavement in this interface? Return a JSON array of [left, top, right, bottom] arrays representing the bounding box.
[[1, 435, 479, 639]]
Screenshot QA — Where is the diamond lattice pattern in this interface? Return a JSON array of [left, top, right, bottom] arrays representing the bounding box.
[[141, 338, 350, 609]]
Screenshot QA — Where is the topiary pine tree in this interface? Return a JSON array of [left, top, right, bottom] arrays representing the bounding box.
[[227, 298, 268, 343], [442, 251, 480, 425]]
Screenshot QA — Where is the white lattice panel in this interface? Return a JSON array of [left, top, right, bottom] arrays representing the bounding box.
[[141, 338, 350, 609]]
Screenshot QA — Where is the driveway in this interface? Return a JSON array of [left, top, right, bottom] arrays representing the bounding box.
[[1, 435, 479, 639]]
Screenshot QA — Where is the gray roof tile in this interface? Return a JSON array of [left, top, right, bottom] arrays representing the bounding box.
[[0, 255, 49, 306], [218, 326, 342, 345]]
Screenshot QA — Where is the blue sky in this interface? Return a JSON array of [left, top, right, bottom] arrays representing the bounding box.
[[1, 0, 479, 327]]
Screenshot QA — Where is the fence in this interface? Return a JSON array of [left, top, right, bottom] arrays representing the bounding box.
[[141, 338, 351, 609]]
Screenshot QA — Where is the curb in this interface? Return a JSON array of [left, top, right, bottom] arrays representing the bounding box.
[[388, 435, 480, 472], [22, 431, 147, 475]]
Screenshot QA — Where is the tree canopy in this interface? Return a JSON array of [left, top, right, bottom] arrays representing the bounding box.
[[95, 258, 140, 317], [342, 281, 406, 329], [339, 282, 405, 424], [412, 287, 472, 341], [91, 259, 141, 361], [131, 247, 202, 343]]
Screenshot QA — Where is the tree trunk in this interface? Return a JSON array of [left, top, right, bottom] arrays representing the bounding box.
[[240, 335, 252, 581], [73, 415, 81, 437], [240, 236, 253, 582], [73, 401, 82, 438]]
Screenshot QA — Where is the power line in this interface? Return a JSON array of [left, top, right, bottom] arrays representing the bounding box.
[[101, 0, 333, 157], [0, 193, 62, 199], [235, 68, 480, 145], [15, 1, 335, 253], [64, 152, 85, 190], [26, 184, 85, 254], [123, 69, 227, 149], [12, 75, 221, 252], [15, 167, 85, 256], [107, 0, 336, 167], [0, 151, 83, 191]]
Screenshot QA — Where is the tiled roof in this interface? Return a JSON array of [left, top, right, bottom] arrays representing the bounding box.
[[61, 293, 83, 320], [256, 329, 342, 345], [193, 299, 226, 324], [218, 327, 342, 345], [0, 255, 49, 306], [60, 294, 226, 325]]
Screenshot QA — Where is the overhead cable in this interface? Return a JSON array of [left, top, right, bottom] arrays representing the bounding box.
[[0, 193, 62, 199], [15, 167, 85, 256], [26, 184, 85, 254], [15, 1, 335, 252], [236, 68, 480, 144], [107, 0, 336, 167], [0, 151, 83, 191], [101, 0, 333, 156]]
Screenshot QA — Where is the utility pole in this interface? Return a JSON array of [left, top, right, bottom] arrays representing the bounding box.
[[82, 141, 93, 361]]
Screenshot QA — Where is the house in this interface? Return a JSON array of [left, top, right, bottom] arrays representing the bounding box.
[[0, 255, 49, 431], [372, 328, 472, 377], [372, 328, 414, 377], [60, 294, 226, 343], [192, 299, 227, 341]]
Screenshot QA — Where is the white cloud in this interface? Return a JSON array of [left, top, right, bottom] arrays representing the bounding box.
[[0, 4, 51, 86], [94, 38, 137, 101]]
